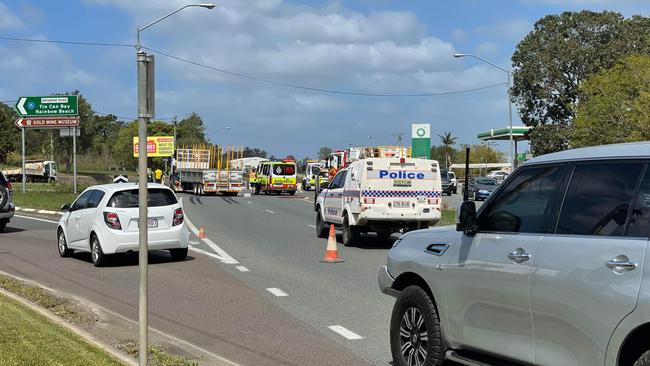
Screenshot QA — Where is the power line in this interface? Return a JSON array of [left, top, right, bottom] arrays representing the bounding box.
[[0, 36, 508, 97], [0, 36, 134, 48], [143, 46, 507, 97]]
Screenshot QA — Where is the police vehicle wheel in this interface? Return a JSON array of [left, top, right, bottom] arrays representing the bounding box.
[[316, 212, 328, 238], [342, 216, 359, 247]]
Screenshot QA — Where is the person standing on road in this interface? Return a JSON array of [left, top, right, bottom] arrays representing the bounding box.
[[155, 168, 163, 183]]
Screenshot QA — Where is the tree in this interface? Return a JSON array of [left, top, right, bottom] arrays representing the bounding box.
[[572, 55, 650, 147], [176, 112, 208, 147], [0, 103, 18, 163], [439, 132, 458, 168], [511, 11, 650, 155], [455, 143, 505, 165], [318, 146, 333, 160], [242, 147, 268, 158]]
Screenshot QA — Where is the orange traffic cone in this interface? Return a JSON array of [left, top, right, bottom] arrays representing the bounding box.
[[198, 226, 206, 239], [320, 224, 344, 263]]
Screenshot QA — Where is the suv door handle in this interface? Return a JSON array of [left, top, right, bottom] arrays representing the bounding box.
[[508, 248, 531, 263], [606, 255, 637, 272]]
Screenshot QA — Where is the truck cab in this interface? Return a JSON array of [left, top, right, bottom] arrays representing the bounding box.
[[302, 162, 328, 191], [315, 157, 442, 246]]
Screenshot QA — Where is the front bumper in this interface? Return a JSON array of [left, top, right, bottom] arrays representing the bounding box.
[[378, 266, 400, 297]]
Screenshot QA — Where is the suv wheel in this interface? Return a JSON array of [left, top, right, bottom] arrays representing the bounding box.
[[91, 234, 106, 267], [316, 211, 328, 238], [342, 215, 359, 247], [390, 285, 445, 366], [635, 350, 650, 366], [57, 229, 72, 257], [0, 187, 7, 209], [170, 247, 188, 261]]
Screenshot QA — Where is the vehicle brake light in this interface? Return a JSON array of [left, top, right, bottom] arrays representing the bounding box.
[[103, 212, 122, 230], [6, 181, 12, 191], [400, 158, 405, 164], [173, 208, 184, 226], [364, 198, 375, 204], [427, 198, 439, 204]]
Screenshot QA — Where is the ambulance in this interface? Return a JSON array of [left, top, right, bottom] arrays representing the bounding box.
[[302, 161, 328, 191], [315, 157, 441, 246], [254, 160, 297, 195]]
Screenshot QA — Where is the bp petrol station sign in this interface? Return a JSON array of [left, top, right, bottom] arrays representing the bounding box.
[[411, 123, 431, 159]]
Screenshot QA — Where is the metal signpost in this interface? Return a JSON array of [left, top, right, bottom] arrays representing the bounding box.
[[14, 97, 80, 193]]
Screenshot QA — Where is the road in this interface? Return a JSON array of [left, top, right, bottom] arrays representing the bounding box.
[[0, 215, 372, 366]]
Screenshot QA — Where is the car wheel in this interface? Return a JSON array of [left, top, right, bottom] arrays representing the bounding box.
[[316, 211, 328, 238], [342, 216, 359, 247], [634, 351, 650, 366], [90, 234, 106, 267], [0, 187, 7, 209], [57, 229, 72, 257], [170, 247, 188, 261], [390, 285, 445, 366]]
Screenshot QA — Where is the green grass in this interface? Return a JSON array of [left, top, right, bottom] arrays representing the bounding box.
[[0, 292, 124, 366], [115, 339, 199, 366], [13, 190, 78, 211], [438, 209, 456, 226]]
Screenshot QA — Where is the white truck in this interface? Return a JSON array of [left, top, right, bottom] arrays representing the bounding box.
[[200, 169, 244, 195], [315, 157, 442, 246], [2, 160, 57, 183], [172, 148, 245, 195]]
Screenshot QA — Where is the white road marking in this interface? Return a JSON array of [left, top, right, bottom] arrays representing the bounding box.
[[265, 209, 275, 214], [21, 208, 35, 212], [247, 201, 253, 205], [308, 224, 316, 228], [15, 215, 59, 224], [189, 240, 199, 245], [235, 266, 250, 272], [185, 216, 239, 264], [328, 325, 363, 340], [266, 288, 288, 297]]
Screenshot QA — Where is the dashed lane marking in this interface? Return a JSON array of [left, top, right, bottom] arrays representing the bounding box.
[[247, 201, 253, 205], [328, 325, 363, 340], [266, 288, 288, 297], [235, 266, 250, 272], [308, 224, 316, 228], [265, 209, 275, 214]]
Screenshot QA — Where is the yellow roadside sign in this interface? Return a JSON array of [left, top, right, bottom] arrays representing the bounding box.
[[133, 136, 175, 157]]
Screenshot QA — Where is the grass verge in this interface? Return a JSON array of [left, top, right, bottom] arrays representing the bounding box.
[[439, 209, 455, 226], [0, 292, 123, 366], [11, 183, 81, 211], [115, 340, 198, 366]]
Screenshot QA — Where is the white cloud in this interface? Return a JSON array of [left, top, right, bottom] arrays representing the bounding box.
[[476, 41, 499, 55], [451, 28, 469, 43], [476, 18, 532, 42], [0, 1, 25, 30], [64, 70, 95, 84]]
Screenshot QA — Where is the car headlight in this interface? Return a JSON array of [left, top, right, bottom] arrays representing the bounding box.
[[478, 189, 489, 194]]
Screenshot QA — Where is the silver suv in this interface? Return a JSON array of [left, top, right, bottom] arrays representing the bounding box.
[[0, 171, 15, 232], [379, 142, 650, 366]]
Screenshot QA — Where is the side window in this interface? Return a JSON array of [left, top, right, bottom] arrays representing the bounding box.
[[628, 167, 650, 237], [87, 190, 105, 209], [477, 166, 563, 233], [330, 171, 346, 189], [71, 190, 94, 211], [557, 163, 643, 236]]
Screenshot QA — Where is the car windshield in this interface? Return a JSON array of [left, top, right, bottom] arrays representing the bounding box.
[[107, 188, 178, 208], [476, 178, 497, 185], [273, 164, 296, 176]]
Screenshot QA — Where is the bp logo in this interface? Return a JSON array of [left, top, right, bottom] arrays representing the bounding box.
[[416, 128, 426, 137]]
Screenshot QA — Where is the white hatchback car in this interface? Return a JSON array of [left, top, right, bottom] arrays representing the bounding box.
[[57, 183, 189, 266]]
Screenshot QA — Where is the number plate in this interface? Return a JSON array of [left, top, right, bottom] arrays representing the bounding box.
[[393, 179, 412, 187], [393, 201, 410, 209]]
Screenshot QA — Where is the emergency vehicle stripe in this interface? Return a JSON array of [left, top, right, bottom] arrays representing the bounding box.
[[362, 190, 442, 198]]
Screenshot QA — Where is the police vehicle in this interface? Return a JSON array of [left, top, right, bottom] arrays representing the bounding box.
[[315, 157, 442, 246]]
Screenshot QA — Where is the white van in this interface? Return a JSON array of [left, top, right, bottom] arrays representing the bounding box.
[[315, 157, 442, 246]]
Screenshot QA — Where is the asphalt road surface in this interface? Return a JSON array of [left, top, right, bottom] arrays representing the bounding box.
[[0, 214, 372, 366]]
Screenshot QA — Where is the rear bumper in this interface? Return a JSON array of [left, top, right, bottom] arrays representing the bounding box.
[[0, 202, 15, 220], [97, 224, 189, 254], [356, 205, 441, 225]]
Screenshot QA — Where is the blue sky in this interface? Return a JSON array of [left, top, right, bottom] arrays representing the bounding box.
[[1, 0, 649, 159]]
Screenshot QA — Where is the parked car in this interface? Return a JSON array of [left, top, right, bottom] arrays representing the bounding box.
[[57, 183, 189, 266], [467, 177, 497, 200], [447, 171, 458, 194], [487, 170, 509, 182], [0, 171, 15, 232], [379, 141, 650, 366], [440, 170, 454, 196]]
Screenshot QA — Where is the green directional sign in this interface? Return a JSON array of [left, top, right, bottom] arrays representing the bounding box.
[[14, 95, 79, 117]]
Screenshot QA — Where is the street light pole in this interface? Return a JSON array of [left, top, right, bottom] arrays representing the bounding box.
[[135, 4, 214, 365], [453, 53, 514, 170]]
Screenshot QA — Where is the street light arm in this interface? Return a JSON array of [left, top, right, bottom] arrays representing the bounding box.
[[136, 4, 215, 50], [456, 53, 509, 74]]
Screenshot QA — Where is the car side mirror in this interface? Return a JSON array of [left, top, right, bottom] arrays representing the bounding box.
[[60, 203, 71, 212], [456, 201, 477, 235]]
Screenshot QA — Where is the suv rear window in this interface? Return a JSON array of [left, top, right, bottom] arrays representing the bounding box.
[[272, 164, 295, 176], [0, 172, 7, 186], [108, 188, 178, 208]]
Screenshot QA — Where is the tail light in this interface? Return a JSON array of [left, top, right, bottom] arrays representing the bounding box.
[[103, 212, 122, 230], [428, 198, 439, 204], [364, 198, 375, 204], [5, 181, 12, 192], [173, 208, 184, 226], [400, 158, 405, 164]]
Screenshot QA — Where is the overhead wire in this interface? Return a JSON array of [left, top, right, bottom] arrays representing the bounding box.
[[0, 36, 508, 97]]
